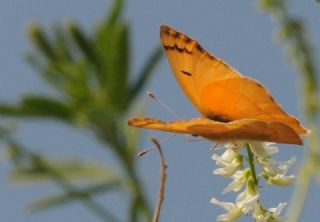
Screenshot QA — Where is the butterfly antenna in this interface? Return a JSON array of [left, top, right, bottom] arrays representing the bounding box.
[[137, 134, 175, 157], [147, 91, 182, 120], [147, 91, 192, 145]]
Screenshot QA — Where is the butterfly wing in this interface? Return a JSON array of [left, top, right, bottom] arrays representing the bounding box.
[[198, 76, 308, 134], [128, 117, 302, 145], [160, 25, 308, 135], [128, 117, 223, 134], [160, 25, 238, 116], [188, 119, 302, 145]]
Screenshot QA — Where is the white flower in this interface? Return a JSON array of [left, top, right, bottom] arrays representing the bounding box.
[[249, 142, 279, 158], [211, 141, 295, 221], [258, 156, 296, 186], [212, 149, 239, 166], [223, 169, 250, 194], [224, 142, 243, 152], [259, 156, 296, 176], [269, 202, 287, 218], [264, 173, 296, 186], [253, 202, 287, 222], [212, 148, 243, 177], [211, 198, 242, 222], [235, 181, 259, 214], [211, 184, 259, 221], [213, 163, 242, 177]]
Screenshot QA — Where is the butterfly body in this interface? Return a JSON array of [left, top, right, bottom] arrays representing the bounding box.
[[128, 25, 309, 145]]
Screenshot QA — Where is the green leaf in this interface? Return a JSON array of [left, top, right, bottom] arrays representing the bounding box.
[[52, 25, 73, 62], [123, 100, 146, 155], [67, 21, 96, 64], [9, 158, 114, 183], [25, 53, 66, 91], [0, 95, 73, 121], [106, 23, 130, 111], [129, 45, 163, 105], [106, 0, 125, 28], [27, 181, 120, 213], [94, 22, 130, 112], [27, 23, 57, 61]]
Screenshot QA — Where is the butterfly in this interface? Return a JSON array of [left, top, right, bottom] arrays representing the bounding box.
[[128, 25, 309, 145]]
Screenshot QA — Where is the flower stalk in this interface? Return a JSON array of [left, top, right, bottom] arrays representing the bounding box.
[[245, 144, 258, 186], [211, 142, 295, 221]]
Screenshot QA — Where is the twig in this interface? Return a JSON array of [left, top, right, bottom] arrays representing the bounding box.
[[150, 138, 167, 222]]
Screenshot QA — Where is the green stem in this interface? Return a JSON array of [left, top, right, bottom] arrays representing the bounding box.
[[99, 126, 152, 222], [83, 198, 120, 222], [258, 1, 319, 221], [288, 162, 312, 222], [288, 127, 319, 222], [121, 154, 152, 221], [49, 172, 121, 222], [245, 144, 258, 186], [2, 134, 121, 222]]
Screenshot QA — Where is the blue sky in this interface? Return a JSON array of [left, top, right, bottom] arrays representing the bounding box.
[[0, 1, 319, 221]]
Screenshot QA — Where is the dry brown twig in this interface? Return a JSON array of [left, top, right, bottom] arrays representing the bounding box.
[[151, 138, 167, 222], [138, 137, 168, 222]]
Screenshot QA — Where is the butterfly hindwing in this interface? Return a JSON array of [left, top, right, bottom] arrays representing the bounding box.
[[188, 119, 302, 145], [128, 117, 302, 145], [199, 76, 306, 134]]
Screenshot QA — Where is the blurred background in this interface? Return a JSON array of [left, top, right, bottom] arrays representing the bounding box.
[[0, 0, 319, 221]]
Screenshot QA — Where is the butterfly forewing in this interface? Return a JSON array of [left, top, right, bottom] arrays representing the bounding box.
[[160, 25, 238, 115], [160, 25, 309, 135]]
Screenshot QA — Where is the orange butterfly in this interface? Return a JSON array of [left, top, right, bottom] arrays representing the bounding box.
[[128, 25, 309, 145]]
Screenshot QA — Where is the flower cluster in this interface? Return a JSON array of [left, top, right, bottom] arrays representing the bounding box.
[[211, 142, 295, 222]]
